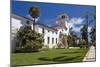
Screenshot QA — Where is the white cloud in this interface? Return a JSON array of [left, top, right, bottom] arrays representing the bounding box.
[[68, 22, 74, 28], [68, 17, 84, 32], [72, 25, 83, 32], [74, 18, 85, 24], [88, 26, 92, 32], [72, 27, 80, 32], [69, 17, 85, 26]]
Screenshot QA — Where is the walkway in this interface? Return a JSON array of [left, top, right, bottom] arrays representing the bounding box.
[[83, 46, 96, 62]]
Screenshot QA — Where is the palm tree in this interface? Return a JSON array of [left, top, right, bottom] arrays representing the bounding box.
[[80, 12, 96, 48], [84, 12, 89, 45], [90, 26, 96, 43], [29, 6, 40, 31], [82, 12, 96, 46], [80, 24, 88, 48]]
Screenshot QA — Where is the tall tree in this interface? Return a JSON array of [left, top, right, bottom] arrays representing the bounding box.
[[81, 12, 96, 46], [29, 6, 40, 31], [80, 24, 88, 48], [85, 12, 96, 44], [90, 26, 96, 43], [84, 12, 89, 45]]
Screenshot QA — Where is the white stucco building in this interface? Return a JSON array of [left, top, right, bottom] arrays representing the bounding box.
[[11, 13, 70, 51]]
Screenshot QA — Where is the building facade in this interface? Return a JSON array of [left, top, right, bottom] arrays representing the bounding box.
[[11, 13, 70, 51]]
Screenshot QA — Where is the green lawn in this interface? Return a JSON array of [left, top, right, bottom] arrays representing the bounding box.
[[11, 48, 88, 66]]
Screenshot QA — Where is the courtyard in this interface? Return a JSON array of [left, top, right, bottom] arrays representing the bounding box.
[[11, 48, 88, 66]]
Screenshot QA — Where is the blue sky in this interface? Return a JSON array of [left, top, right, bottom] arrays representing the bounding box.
[[12, 1, 96, 40]]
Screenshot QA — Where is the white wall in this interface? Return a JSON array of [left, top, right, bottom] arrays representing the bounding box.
[[11, 18, 22, 38], [11, 17, 23, 52], [11, 14, 33, 51], [37, 25, 58, 48]]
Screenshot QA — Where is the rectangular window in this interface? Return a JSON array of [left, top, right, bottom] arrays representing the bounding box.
[[47, 37, 50, 44], [52, 38, 54, 44], [56, 38, 57, 44], [42, 28, 44, 33]]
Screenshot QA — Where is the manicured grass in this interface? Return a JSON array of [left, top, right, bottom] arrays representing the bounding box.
[[11, 48, 88, 66]]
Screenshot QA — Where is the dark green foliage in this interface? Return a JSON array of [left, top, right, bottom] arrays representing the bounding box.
[[29, 6, 40, 31], [81, 24, 88, 43], [80, 24, 88, 48], [29, 6, 40, 18], [83, 11, 96, 44], [15, 26, 44, 52], [90, 26, 96, 43]]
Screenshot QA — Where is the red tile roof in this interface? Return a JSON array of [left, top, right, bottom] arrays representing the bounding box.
[[52, 24, 67, 30]]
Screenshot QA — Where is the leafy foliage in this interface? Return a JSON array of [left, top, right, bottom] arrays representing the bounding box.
[[29, 6, 40, 31], [90, 26, 96, 43], [15, 26, 44, 52], [29, 6, 40, 18], [80, 24, 88, 44]]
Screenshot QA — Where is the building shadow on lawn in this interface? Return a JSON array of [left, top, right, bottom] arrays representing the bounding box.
[[38, 56, 81, 63]]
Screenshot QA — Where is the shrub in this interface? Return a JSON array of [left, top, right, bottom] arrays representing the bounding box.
[[15, 26, 44, 52]]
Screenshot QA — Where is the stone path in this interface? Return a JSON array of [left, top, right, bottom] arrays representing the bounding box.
[[83, 46, 96, 62]]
